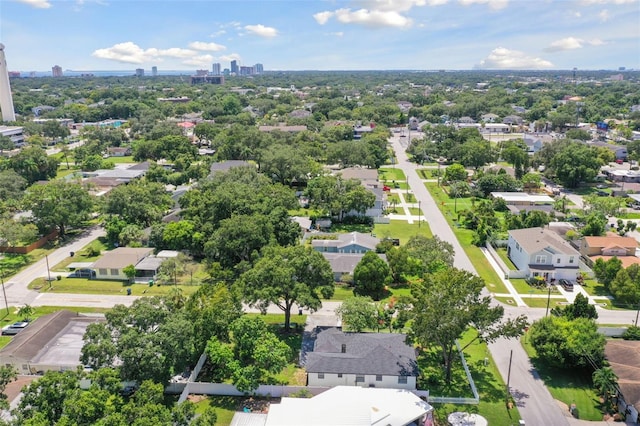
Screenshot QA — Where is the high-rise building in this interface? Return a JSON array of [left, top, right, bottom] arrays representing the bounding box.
[[255, 63, 264, 74], [52, 65, 63, 77], [230, 60, 238, 74], [196, 69, 209, 76], [212, 63, 221, 75], [135, 68, 144, 77], [0, 44, 17, 122], [239, 66, 254, 76], [152, 66, 158, 77]]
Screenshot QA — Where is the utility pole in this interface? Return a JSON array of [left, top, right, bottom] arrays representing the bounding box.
[[0, 270, 8, 315], [45, 254, 52, 289], [545, 285, 552, 317], [506, 349, 513, 407]]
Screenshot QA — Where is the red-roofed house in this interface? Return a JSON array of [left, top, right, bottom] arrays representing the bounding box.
[[580, 235, 640, 268]]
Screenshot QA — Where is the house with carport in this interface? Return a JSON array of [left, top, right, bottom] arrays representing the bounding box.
[[90, 247, 154, 281]]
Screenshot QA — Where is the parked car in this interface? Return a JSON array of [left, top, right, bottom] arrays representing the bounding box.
[[596, 190, 608, 197], [1, 321, 29, 336], [68, 269, 96, 278], [616, 159, 624, 164], [559, 279, 574, 292]]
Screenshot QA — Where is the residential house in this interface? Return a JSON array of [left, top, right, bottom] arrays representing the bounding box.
[[524, 135, 544, 153], [458, 116, 476, 124], [337, 167, 386, 218], [503, 115, 523, 126], [580, 235, 640, 268], [589, 141, 628, 161], [305, 328, 419, 390], [353, 124, 374, 139], [322, 252, 387, 281], [397, 101, 413, 113], [209, 160, 252, 176], [481, 113, 499, 123], [491, 192, 554, 206], [507, 227, 580, 281], [91, 247, 154, 280], [408, 116, 419, 131], [262, 386, 433, 426], [311, 232, 379, 254], [106, 147, 132, 157], [604, 340, 640, 423], [258, 124, 308, 133]]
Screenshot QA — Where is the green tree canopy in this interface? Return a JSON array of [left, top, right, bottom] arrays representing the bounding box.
[[410, 267, 527, 383], [239, 244, 334, 330], [529, 315, 605, 369], [23, 180, 94, 237], [353, 251, 391, 301], [335, 296, 378, 332]]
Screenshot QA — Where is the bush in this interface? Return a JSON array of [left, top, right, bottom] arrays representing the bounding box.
[[623, 325, 640, 340]]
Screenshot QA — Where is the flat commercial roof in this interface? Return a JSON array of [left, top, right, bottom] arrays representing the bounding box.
[[491, 192, 554, 203]]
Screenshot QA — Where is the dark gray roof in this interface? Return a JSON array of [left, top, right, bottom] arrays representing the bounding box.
[[322, 253, 387, 274], [0, 310, 80, 361], [305, 327, 418, 377], [209, 160, 252, 174]]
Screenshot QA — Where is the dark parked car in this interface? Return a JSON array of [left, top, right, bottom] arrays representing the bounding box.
[[596, 190, 608, 197], [559, 279, 574, 292], [2, 321, 29, 336], [68, 269, 96, 278]]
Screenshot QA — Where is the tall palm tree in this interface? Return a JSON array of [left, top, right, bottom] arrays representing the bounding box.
[[593, 367, 618, 403]]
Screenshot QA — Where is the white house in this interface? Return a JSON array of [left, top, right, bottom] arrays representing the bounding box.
[[311, 232, 379, 254], [507, 227, 580, 281], [91, 247, 154, 281], [263, 386, 433, 426], [305, 328, 418, 390]]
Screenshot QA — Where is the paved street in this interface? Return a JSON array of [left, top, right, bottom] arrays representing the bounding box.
[[2, 226, 106, 308], [389, 135, 571, 426]]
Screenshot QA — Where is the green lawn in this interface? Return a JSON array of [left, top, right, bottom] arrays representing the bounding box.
[[28, 277, 201, 297], [495, 248, 517, 270], [425, 183, 509, 295], [618, 212, 640, 219], [417, 168, 439, 179], [427, 329, 522, 425], [522, 335, 604, 421], [329, 285, 354, 300], [373, 219, 433, 243], [408, 207, 422, 216], [379, 168, 406, 181], [51, 239, 111, 271], [387, 181, 410, 190], [194, 396, 238, 426], [510, 279, 557, 295]]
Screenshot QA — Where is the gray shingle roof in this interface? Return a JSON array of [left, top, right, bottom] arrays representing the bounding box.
[[305, 328, 418, 377], [508, 227, 579, 256]]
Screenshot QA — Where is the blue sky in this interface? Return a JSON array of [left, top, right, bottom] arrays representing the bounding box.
[[1, 0, 639, 72]]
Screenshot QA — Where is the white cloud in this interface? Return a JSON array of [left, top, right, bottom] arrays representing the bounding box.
[[219, 53, 242, 62], [210, 30, 226, 37], [244, 24, 278, 38], [475, 47, 553, 69], [598, 9, 610, 21], [93, 42, 150, 64], [330, 32, 344, 37], [544, 37, 608, 52], [313, 11, 334, 25], [93, 42, 207, 64], [182, 54, 214, 67], [545, 37, 584, 52], [333, 8, 413, 28], [581, 0, 636, 4], [356, 0, 428, 11], [16, 0, 52, 8], [458, 0, 509, 10], [188, 41, 226, 52]]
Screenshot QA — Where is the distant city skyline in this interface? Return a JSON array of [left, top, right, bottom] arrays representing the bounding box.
[[1, 0, 639, 72]]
